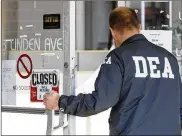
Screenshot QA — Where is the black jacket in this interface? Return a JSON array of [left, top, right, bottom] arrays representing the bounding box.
[[59, 34, 182, 135]]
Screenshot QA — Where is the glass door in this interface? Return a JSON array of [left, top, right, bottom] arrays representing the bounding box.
[[1, 0, 75, 135]]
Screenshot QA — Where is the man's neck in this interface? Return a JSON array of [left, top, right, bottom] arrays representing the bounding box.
[[119, 30, 139, 46]]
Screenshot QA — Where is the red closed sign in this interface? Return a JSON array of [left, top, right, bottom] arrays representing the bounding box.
[[30, 69, 59, 102]]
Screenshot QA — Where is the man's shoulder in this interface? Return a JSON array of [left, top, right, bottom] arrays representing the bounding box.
[[150, 42, 177, 61], [102, 49, 124, 66], [107, 48, 123, 59]]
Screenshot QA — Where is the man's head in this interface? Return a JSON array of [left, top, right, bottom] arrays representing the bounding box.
[[109, 7, 140, 47]]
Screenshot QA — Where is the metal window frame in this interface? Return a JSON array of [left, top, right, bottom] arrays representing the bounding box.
[[117, 1, 126, 7], [117, 1, 172, 29], [0, 0, 2, 135], [142, 0, 172, 30]]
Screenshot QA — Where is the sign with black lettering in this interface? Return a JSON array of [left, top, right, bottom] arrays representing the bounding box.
[[2, 60, 16, 105], [30, 69, 60, 102], [43, 14, 60, 29], [140, 30, 172, 53]]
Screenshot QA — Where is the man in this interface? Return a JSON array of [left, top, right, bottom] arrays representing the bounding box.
[[43, 7, 182, 135]]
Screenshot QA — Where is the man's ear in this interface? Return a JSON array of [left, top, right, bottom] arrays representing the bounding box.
[[110, 27, 114, 35], [110, 28, 117, 40], [138, 24, 141, 32]]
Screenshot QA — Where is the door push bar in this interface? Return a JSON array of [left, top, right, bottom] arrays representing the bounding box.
[[46, 110, 66, 135], [45, 92, 68, 135]]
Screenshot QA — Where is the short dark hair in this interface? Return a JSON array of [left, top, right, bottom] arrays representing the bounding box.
[[109, 7, 139, 32]]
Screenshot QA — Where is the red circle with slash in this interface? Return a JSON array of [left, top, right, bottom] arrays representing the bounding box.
[[17, 54, 33, 79]]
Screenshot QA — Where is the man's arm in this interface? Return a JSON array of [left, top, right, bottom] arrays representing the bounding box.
[[58, 51, 123, 117]]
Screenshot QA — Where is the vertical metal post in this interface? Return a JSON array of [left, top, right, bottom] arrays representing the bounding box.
[[46, 110, 54, 135], [0, 0, 2, 135], [141, 1, 145, 30], [169, 1, 172, 28], [68, 1, 76, 135], [62, 1, 76, 135]]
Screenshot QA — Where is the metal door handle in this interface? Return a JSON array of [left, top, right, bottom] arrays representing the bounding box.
[[46, 109, 66, 135], [53, 112, 65, 130], [46, 109, 54, 135]]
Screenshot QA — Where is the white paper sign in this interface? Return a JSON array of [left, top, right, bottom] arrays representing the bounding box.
[[37, 85, 51, 100], [140, 30, 172, 53], [2, 60, 16, 105]]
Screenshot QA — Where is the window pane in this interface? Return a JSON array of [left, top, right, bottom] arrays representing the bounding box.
[[2, 0, 64, 108]]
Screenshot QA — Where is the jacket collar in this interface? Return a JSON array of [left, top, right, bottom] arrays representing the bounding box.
[[121, 34, 146, 46]]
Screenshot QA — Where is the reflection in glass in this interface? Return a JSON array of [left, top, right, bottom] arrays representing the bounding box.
[[144, 2, 169, 30]]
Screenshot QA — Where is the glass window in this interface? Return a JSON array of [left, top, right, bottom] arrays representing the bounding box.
[[2, 0, 65, 108]]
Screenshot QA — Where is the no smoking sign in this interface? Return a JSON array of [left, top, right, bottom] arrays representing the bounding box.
[[17, 54, 33, 79]]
